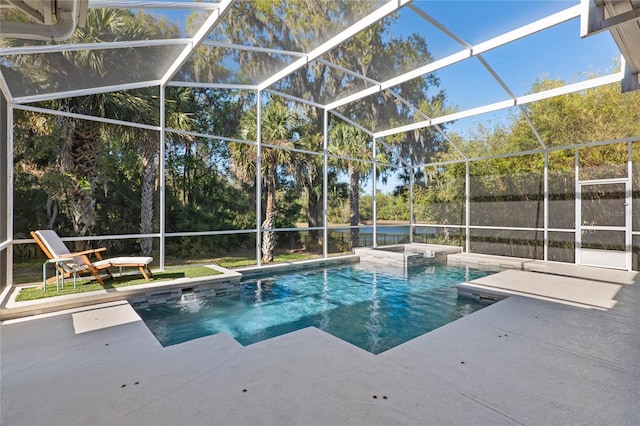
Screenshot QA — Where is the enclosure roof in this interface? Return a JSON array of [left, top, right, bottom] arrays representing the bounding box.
[[1, 0, 639, 158]]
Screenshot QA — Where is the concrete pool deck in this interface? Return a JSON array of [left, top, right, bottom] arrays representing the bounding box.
[[1, 261, 639, 425], [458, 269, 627, 309]]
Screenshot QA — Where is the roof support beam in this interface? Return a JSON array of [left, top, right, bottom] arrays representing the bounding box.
[[203, 40, 305, 58], [160, 0, 234, 86], [0, 71, 12, 104], [328, 110, 374, 137], [12, 80, 162, 104], [13, 103, 161, 131], [373, 71, 623, 139], [474, 4, 581, 54], [386, 90, 467, 160], [89, 2, 222, 10], [580, 0, 640, 36], [404, 7, 538, 154], [264, 89, 327, 110], [257, 0, 411, 91], [167, 81, 259, 91], [622, 59, 640, 93], [517, 71, 622, 104], [581, 0, 639, 91], [0, 38, 188, 55], [475, 55, 546, 149], [326, 4, 581, 111]]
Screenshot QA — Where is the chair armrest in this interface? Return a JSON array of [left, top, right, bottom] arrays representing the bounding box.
[[62, 247, 107, 257]]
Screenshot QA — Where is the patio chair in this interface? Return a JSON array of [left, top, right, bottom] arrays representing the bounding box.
[[31, 230, 153, 286]]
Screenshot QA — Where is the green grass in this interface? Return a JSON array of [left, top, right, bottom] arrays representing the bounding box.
[[217, 251, 320, 268], [15, 266, 221, 302], [12, 249, 327, 285]]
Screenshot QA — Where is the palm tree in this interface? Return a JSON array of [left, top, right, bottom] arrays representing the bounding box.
[[128, 88, 197, 256], [115, 125, 161, 257], [393, 168, 425, 197], [328, 122, 372, 249], [230, 100, 300, 263], [57, 111, 99, 241], [289, 120, 323, 248], [7, 9, 179, 249]]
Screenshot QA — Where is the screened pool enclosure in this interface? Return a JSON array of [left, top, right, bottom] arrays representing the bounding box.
[[2, 1, 640, 293]]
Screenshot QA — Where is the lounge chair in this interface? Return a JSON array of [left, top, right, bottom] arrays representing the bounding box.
[[31, 230, 153, 286]]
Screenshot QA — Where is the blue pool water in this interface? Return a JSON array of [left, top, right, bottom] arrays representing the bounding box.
[[136, 262, 496, 354]]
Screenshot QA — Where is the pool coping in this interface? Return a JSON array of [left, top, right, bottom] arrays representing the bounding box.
[[449, 253, 638, 311], [4, 250, 632, 321]]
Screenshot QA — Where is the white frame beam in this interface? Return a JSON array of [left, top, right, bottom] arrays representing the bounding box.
[[12, 81, 163, 105], [374, 71, 623, 139], [160, 0, 234, 86], [158, 85, 166, 271], [326, 5, 581, 112], [581, 0, 640, 36], [323, 108, 329, 258], [255, 89, 263, 265], [1, 0, 639, 285], [257, 0, 412, 91], [89, 2, 223, 10]]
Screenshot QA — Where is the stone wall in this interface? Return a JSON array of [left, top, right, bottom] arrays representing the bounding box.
[[128, 275, 242, 309]]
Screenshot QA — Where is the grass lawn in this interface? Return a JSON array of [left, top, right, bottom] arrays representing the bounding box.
[[15, 266, 220, 302], [216, 251, 320, 268], [13, 251, 326, 285]]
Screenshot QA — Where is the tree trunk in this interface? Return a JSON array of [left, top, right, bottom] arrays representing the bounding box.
[[307, 185, 322, 248], [60, 119, 99, 251], [140, 140, 156, 256], [349, 164, 360, 250], [71, 191, 96, 239], [46, 195, 58, 229], [261, 177, 277, 263]]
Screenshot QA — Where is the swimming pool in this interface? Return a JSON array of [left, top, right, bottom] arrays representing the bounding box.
[[136, 262, 496, 354]]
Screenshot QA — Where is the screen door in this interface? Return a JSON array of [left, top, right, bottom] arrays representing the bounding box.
[[578, 180, 629, 270]]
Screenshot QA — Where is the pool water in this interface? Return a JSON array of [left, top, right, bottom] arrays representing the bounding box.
[[136, 263, 496, 354]]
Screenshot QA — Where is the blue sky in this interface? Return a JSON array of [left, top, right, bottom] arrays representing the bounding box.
[[393, 1, 620, 122], [360, 1, 620, 192]]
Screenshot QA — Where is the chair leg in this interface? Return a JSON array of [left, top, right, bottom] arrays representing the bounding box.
[[38, 275, 59, 290], [92, 270, 106, 286], [138, 265, 151, 281], [104, 267, 114, 281], [39, 265, 71, 289]]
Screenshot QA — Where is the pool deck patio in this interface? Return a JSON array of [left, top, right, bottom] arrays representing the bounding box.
[[1, 259, 639, 425]]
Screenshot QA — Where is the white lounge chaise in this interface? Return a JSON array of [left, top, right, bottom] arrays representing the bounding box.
[[31, 230, 153, 286]]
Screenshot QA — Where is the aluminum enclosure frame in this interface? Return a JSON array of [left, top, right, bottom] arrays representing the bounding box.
[[1, 0, 640, 292]]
